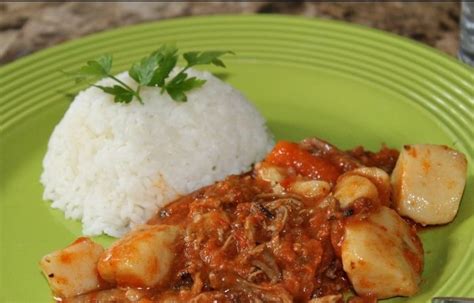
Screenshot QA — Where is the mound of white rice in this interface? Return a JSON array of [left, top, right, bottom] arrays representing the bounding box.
[[41, 69, 273, 237]]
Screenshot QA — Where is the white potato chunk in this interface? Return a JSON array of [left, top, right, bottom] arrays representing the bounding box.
[[40, 237, 106, 298], [97, 224, 181, 287], [308, 294, 343, 303], [62, 288, 149, 303], [334, 175, 379, 208], [351, 167, 391, 206], [62, 289, 127, 303], [256, 164, 284, 184], [342, 206, 423, 298], [391, 144, 467, 225], [290, 180, 331, 199], [256, 164, 286, 194]]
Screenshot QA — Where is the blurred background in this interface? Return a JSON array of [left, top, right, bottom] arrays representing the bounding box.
[[0, 2, 461, 64]]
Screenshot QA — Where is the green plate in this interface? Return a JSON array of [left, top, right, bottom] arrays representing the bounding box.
[[1, 15, 473, 302]]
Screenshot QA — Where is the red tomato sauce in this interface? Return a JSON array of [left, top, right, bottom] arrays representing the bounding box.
[[67, 140, 402, 302], [265, 141, 342, 184]]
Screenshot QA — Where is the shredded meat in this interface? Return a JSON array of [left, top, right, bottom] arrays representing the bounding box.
[[145, 174, 351, 302], [63, 138, 405, 303]]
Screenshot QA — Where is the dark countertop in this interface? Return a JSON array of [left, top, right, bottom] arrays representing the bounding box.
[[0, 2, 461, 64]]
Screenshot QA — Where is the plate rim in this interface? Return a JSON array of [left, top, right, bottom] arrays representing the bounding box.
[[0, 14, 472, 302], [0, 14, 472, 75]]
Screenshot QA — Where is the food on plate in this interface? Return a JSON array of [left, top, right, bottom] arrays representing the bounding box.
[[334, 172, 383, 208], [40, 238, 108, 298], [341, 206, 423, 298], [41, 138, 467, 302], [40, 46, 273, 237], [391, 144, 467, 225], [97, 225, 181, 287]]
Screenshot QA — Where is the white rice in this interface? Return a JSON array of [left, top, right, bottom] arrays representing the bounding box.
[[41, 68, 273, 237]]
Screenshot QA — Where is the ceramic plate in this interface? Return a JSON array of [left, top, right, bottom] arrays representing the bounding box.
[[1, 15, 472, 302]]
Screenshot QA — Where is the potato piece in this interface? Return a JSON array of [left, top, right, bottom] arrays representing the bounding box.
[[63, 288, 150, 303], [309, 294, 343, 303], [98, 224, 181, 287], [256, 164, 284, 184], [290, 180, 331, 199], [40, 237, 106, 298], [256, 164, 287, 194], [391, 144, 467, 225], [342, 206, 423, 298], [334, 175, 379, 208], [350, 167, 391, 206], [62, 289, 127, 303]]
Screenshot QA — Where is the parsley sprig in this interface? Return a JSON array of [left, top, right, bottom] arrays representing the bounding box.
[[69, 44, 233, 103]]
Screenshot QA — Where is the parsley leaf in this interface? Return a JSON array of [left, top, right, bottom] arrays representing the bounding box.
[[149, 47, 178, 87], [165, 73, 206, 102], [129, 54, 158, 86], [162, 50, 233, 101], [95, 85, 135, 104], [96, 55, 113, 74], [72, 54, 113, 83], [67, 45, 233, 104], [183, 51, 234, 68]]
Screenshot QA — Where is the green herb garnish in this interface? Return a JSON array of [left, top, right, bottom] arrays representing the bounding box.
[[69, 44, 233, 103]]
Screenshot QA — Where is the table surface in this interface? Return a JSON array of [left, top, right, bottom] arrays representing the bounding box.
[[0, 2, 461, 65]]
